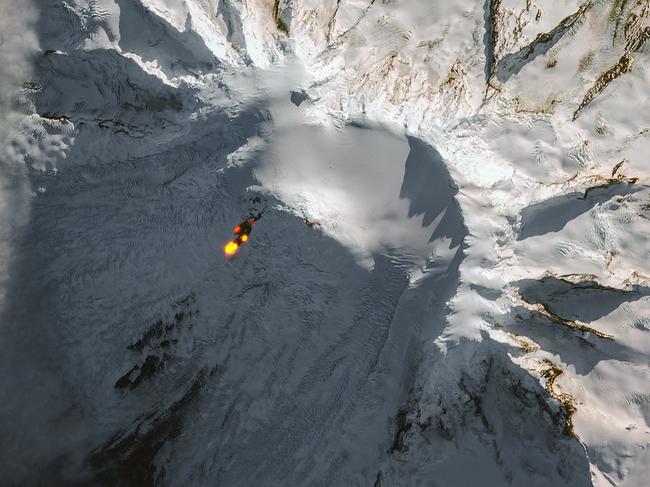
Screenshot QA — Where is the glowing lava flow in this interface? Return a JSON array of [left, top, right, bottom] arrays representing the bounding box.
[[224, 241, 239, 255], [224, 216, 259, 256]]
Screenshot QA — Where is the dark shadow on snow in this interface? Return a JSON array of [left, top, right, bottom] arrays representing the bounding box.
[[399, 136, 466, 249], [495, 7, 585, 83], [514, 275, 650, 323], [482, 0, 497, 83], [503, 275, 650, 377], [116, 0, 219, 77], [506, 308, 638, 376], [518, 182, 640, 240]]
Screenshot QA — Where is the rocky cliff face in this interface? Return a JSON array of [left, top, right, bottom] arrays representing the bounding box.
[[1, 1, 649, 486]]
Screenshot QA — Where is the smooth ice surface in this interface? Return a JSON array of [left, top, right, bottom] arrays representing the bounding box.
[[257, 103, 463, 270]]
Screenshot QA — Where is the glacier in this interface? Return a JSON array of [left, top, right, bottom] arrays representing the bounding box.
[[0, 0, 649, 486]]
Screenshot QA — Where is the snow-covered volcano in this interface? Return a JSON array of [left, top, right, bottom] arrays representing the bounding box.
[[0, 1, 649, 486]]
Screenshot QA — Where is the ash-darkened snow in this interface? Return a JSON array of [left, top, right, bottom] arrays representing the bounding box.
[[1, 1, 649, 486]]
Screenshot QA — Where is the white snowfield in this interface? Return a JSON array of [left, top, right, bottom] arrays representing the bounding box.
[[0, 0, 648, 486]]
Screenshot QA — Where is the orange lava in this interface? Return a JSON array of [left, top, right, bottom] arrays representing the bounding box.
[[241, 234, 249, 242], [224, 241, 239, 255]]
